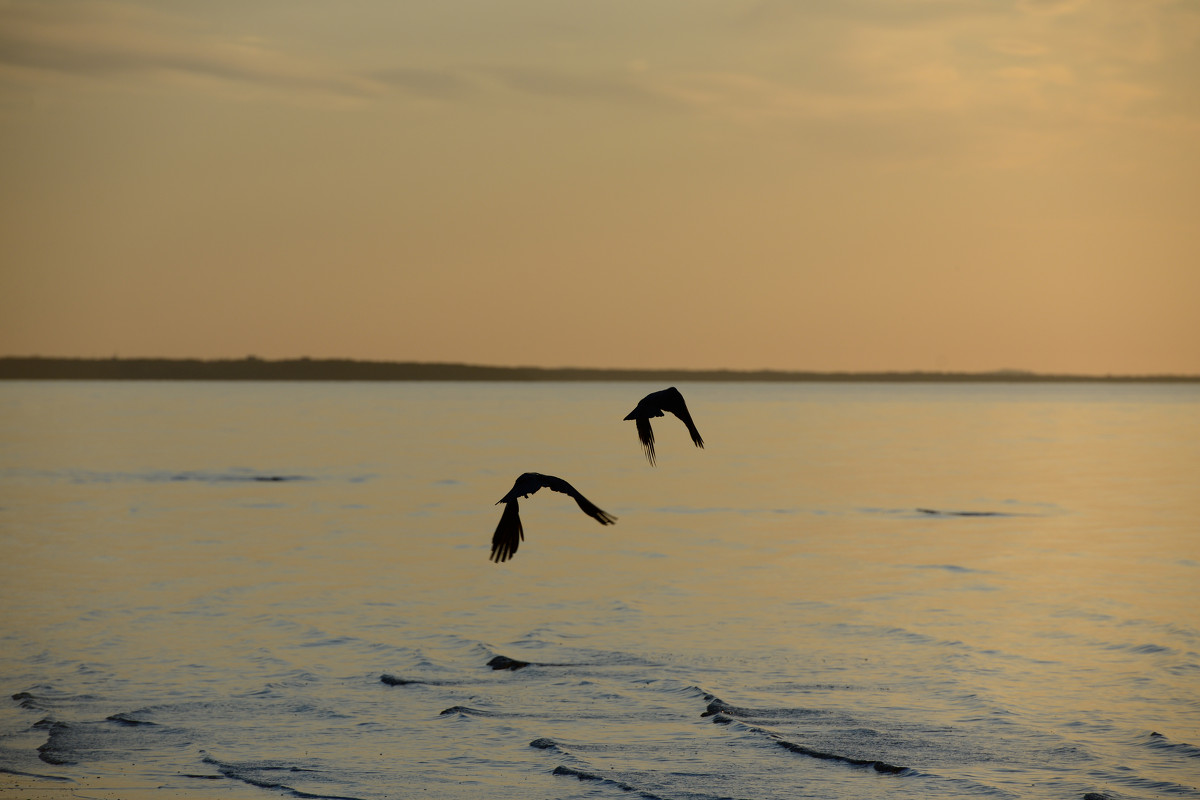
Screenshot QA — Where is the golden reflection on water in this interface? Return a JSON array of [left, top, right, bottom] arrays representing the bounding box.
[[1, 381, 1198, 794]]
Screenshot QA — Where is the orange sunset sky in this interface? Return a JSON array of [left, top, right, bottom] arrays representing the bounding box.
[[1, 0, 1198, 374]]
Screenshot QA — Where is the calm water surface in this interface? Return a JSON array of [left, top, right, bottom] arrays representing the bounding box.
[[0, 381, 1197, 799]]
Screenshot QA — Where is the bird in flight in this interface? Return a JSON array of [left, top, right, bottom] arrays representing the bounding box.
[[490, 472, 617, 563], [623, 387, 705, 466]]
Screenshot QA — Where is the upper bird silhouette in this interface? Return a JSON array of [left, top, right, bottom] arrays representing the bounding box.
[[490, 472, 617, 563], [623, 387, 705, 466]]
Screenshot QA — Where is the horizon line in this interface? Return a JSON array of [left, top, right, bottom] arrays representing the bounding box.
[[1, 356, 1197, 382]]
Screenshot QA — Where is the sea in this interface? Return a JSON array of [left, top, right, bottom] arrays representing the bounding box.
[[0, 380, 1197, 800]]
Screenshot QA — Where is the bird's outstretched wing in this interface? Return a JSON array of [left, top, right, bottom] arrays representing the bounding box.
[[489, 473, 614, 563], [539, 474, 618, 526], [490, 499, 523, 563], [498, 472, 544, 505], [634, 416, 656, 466], [660, 387, 705, 449], [624, 393, 666, 421], [624, 387, 703, 464]]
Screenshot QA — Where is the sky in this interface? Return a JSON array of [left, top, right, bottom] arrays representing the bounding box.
[[1, 0, 1198, 374]]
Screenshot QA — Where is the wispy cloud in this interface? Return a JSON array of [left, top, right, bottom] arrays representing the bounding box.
[[1016, 0, 1090, 16], [483, 64, 669, 108], [0, 1, 378, 97], [369, 66, 475, 100], [717, 0, 1200, 149], [3, 0, 1195, 150]]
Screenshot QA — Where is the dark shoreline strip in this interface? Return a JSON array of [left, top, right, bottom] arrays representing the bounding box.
[[2, 357, 1194, 383]]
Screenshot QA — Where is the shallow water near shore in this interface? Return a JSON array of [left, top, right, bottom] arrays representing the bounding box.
[[1, 380, 1198, 799]]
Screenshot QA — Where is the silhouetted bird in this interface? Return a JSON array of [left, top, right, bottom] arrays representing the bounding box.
[[490, 472, 617, 563], [623, 387, 705, 465]]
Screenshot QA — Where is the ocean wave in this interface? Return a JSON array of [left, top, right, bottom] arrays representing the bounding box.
[[0, 767, 73, 782], [860, 504, 1062, 519], [488, 655, 533, 671], [1142, 731, 1200, 760], [1, 467, 385, 486], [483, 652, 603, 671], [528, 737, 670, 799], [438, 705, 493, 717], [201, 756, 366, 800], [104, 712, 157, 727], [652, 505, 808, 516], [65, 468, 317, 484], [11, 688, 102, 713], [550, 764, 669, 799], [700, 695, 836, 722], [701, 699, 909, 775], [912, 563, 993, 574], [35, 717, 191, 767], [1080, 768, 1200, 797], [481, 647, 661, 672], [1122, 642, 1176, 656], [915, 508, 1018, 518], [378, 674, 458, 687]]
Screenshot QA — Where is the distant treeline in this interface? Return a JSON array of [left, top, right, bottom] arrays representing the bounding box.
[[1, 357, 1196, 383]]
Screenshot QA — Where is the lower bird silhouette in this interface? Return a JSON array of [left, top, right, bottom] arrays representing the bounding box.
[[623, 387, 705, 466], [490, 472, 617, 563]]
